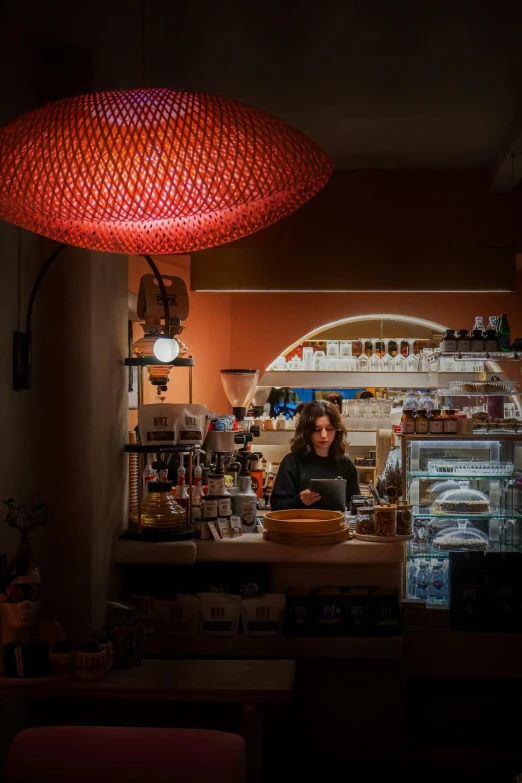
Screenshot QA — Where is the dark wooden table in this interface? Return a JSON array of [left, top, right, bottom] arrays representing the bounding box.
[[1, 659, 296, 783]]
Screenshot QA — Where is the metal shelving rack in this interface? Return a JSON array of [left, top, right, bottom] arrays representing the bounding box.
[[124, 355, 197, 541], [125, 356, 195, 404]]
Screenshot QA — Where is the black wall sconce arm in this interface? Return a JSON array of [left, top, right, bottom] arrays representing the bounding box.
[[13, 245, 171, 391]]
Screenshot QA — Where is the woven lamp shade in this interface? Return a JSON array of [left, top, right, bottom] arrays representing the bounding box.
[[0, 88, 332, 254]]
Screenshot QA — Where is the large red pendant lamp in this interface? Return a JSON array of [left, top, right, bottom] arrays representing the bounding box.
[[0, 88, 331, 255]]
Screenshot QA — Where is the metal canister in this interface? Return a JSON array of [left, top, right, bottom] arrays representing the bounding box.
[[208, 474, 226, 496], [218, 496, 232, 516], [202, 498, 218, 519], [373, 503, 397, 537], [396, 500, 413, 536]]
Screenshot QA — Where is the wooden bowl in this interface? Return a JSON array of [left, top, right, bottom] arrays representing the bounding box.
[[262, 508, 345, 534]]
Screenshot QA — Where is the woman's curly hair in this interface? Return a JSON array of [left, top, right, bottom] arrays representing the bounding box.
[[291, 400, 347, 458]]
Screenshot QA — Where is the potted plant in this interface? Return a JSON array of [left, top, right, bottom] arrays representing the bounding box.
[[2, 497, 48, 579]]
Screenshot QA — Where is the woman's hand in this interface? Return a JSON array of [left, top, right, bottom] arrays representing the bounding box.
[[300, 489, 321, 506]]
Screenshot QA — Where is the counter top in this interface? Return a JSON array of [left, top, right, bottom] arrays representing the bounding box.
[[114, 534, 404, 565], [196, 534, 404, 563]]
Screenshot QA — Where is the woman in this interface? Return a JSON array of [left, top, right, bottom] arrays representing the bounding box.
[[270, 400, 359, 511]]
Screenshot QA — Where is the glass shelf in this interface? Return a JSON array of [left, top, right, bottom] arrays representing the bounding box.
[[413, 508, 522, 520], [406, 542, 520, 556], [125, 356, 195, 367], [436, 351, 521, 361], [407, 472, 516, 479], [437, 390, 522, 397]]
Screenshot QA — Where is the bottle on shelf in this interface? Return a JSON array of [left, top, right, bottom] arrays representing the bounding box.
[[496, 314, 511, 352], [470, 317, 485, 352], [173, 452, 190, 513], [142, 459, 158, 493], [415, 409, 429, 434], [403, 389, 420, 412], [485, 317, 499, 352], [248, 453, 265, 499], [429, 409, 444, 435], [415, 561, 430, 601], [401, 408, 415, 434], [457, 329, 471, 353], [407, 559, 418, 600], [440, 329, 457, 353], [443, 409, 458, 434], [428, 560, 447, 604], [191, 451, 203, 506], [232, 451, 258, 534]]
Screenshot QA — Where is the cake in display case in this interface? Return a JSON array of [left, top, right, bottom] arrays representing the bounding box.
[[431, 520, 492, 552], [401, 435, 522, 607], [429, 485, 492, 516]]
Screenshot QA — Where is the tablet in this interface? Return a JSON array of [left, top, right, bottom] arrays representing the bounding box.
[[309, 478, 347, 512]]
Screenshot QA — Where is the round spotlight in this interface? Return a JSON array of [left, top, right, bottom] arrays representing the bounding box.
[[153, 336, 179, 362]]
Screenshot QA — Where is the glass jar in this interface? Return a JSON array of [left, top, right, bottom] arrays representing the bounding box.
[[396, 500, 413, 535], [401, 409, 415, 434], [373, 503, 397, 537], [355, 506, 375, 535], [403, 390, 419, 412], [415, 409, 429, 434], [443, 409, 458, 434], [130, 482, 186, 528], [429, 409, 444, 434]]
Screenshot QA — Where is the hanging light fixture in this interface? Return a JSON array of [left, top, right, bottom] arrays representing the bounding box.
[[0, 88, 331, 255], [2, 88, 331, 389]]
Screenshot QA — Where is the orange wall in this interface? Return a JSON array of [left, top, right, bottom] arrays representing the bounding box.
[[128, 255, 231, 415], [229, 267, 522, 376], [129, 255, 522, 418]]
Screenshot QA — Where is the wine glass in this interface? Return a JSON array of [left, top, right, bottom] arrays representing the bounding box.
[[369, 339, 382, 371], [406, 339, 419, 371], [356, 340, 370, 371], [392, 339, 406, 371], [381, 338, 393, 372]]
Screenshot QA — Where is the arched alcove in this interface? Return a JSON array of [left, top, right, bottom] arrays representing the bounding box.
[[264, 313, 447, 373]]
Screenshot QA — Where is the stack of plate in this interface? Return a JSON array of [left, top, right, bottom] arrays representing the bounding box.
[[261, 509, 350, 545]]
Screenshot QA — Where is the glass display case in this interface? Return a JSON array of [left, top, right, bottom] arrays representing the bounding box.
[[401, 434, 522, 606]]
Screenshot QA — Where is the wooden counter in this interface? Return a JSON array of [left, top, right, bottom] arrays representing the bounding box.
[[114, 534, 404, 565]]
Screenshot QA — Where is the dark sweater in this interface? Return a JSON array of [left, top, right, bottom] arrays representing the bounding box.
[[270, 451, 360, 511]]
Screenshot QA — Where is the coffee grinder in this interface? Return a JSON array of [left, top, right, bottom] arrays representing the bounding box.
[[220, 369, 259, 426]]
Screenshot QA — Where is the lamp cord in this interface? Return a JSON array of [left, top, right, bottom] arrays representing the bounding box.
[[141, 0, 146, 88], [26, 243, 68, 335], [143, 254, 171, 334]]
